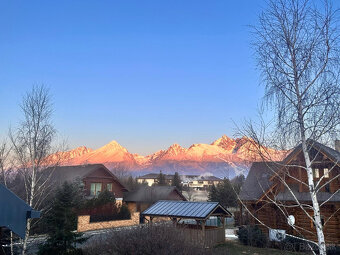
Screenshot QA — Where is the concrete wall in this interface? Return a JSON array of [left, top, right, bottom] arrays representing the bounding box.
[[77, 212, 140, 232]]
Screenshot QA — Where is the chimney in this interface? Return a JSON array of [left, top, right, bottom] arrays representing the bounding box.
[[335, 140, 340, 153]]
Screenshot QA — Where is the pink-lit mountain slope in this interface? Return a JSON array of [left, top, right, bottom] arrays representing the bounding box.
[[67, 140, 137, 168], [53, 135, 287, 177]]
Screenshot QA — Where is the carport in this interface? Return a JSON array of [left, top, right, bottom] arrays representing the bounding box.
[[141, 200, 231, 246]]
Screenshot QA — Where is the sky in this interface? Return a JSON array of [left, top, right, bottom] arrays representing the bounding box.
[[1, 0, 275, 155]]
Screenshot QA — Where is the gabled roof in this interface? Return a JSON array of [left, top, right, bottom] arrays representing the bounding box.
[[282, 139, 340, 166], [141, 200, 231, 219], [45, 164, 128, 191], [0, 184, 40, 239], [196, 176, 222, 181], [137, 173, 173, 180], [124, 186, 186, 202], [239, 162, 281, 201]]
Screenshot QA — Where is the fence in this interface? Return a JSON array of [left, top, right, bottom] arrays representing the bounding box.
[[77, 212, 140, 232], [179, 225, 225, 247]]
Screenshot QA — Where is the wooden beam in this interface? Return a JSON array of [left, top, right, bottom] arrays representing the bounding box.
[[298, 167, 302, 192], [202, 220, 206, 238]]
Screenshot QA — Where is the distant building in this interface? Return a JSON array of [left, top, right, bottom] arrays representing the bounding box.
[[124, 186, 186, 213], [182, 175, 223, 190], [136, 173, 173, 186], [46, 164, 128, 201], [136, 173, 222, 190]]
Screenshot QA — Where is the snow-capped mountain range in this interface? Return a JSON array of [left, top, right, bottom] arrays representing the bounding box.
[[55, 135, 286, 178]]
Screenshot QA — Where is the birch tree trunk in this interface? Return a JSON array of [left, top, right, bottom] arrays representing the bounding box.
[[301, 136, 326, 254]]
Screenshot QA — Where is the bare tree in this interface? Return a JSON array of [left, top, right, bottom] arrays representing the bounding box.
[[9, 85, 64, 254], [184, 188, 196, 201], [0, 140, 15, 255], [0, 140, 11, 186], [245, 1, 340, 253]]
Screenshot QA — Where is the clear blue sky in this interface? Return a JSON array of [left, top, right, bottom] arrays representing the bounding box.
[[1, 0, 273, 155]]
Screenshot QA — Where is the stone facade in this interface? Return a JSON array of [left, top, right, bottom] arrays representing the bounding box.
[[77, 212, 140, 232]]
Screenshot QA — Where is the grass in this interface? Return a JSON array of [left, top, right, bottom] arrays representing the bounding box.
[[213, 241, 305, 255]]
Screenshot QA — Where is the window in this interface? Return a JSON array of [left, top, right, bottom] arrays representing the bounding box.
[[90, 183, 102, 196], [314, 168, 319, 178], [323, 168, 329, 178], [107, 183, 113, 192]]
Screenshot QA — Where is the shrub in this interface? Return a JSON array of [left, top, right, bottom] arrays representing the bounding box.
[[237, 225, 267, 248], [280, 235, 313, 252], [82, 224, 207, 255], [87, 203, 131, 222], [118, 203, 131, 219], [327, 246, 340, 255]]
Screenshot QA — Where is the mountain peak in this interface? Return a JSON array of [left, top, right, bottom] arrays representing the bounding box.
[[211, 135, 236, 152], [167, 143, 186, 154], [100, 140, 124, 149], [169, 143, 183, 149], [107, 140, 121, 146]]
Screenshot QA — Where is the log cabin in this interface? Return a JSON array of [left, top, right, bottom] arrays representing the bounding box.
[[46, 164, 128, 201], [239, 140, 340, 245]]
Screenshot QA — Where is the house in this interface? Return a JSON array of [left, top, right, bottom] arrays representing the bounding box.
[[0, 184, 40, 239], [124, 186, 186, 213], [46, 164, 128, 201], [136, 173, 173, 186], [136, 173, 222, 190], [182, 175, 222, 190], [239, 140, 340, 244], [141, 200, 231, 247]]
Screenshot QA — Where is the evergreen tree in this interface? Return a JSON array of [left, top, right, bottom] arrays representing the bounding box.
[[207, 184, 218, 202], [158, 171, 166, 186], [172, 172, 182, 191], [217, 179, 237, 208], [38, 182, 86, 255], [208, 179, 237, 208]]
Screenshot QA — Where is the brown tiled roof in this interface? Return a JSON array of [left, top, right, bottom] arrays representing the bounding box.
[[44, 164, 127, 190], [124, 186, 186, 203]]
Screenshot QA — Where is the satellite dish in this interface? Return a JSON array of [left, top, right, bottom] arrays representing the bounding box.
[[288, 215, 295, 226]]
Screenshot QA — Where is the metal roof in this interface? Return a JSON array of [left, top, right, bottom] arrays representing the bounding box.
[[141, 200, 231, 219], [0, 184, 40, 238]]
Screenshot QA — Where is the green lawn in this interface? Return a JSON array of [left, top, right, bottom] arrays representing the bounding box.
[[213, 241, 305, 255]]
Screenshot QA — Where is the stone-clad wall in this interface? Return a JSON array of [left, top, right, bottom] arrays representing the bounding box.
[[77, 212, 140, 232]]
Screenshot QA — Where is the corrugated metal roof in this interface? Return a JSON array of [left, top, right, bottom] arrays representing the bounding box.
[[141, 200, 230, 219]]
